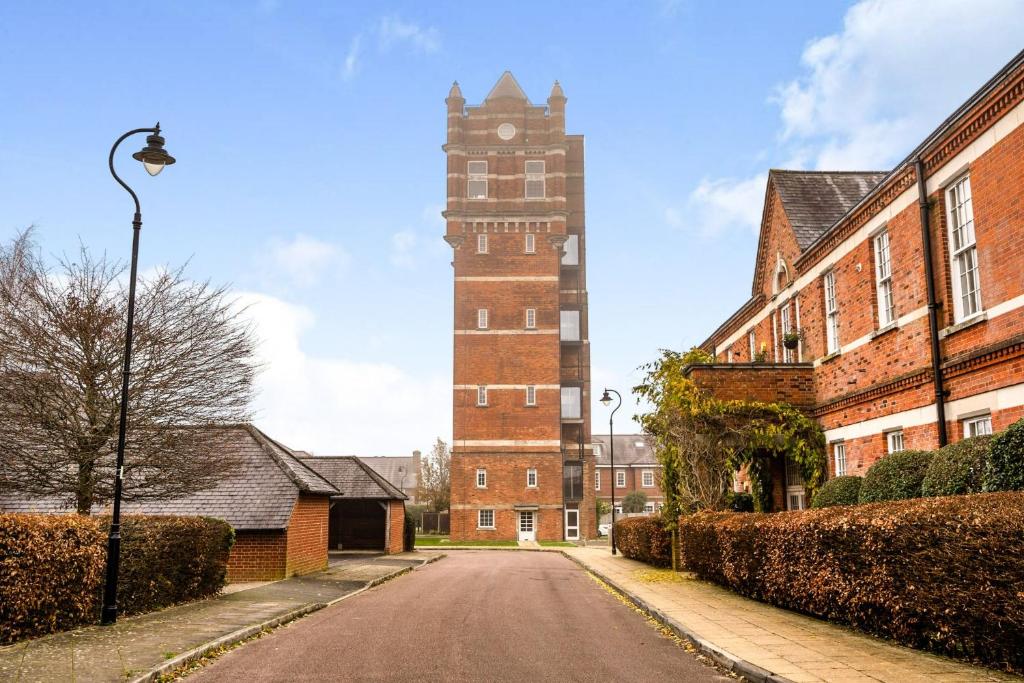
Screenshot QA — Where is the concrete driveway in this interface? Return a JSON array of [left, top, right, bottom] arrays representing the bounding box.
[[187, 550, 729, 682]]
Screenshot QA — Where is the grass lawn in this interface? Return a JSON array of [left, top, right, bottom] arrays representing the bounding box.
[[538, 541, 577, 547], [414, 537, 519, 547]]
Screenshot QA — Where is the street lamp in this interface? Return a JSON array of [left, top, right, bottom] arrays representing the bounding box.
[[101, 124, 176, 625], [600, 388, 621, 555]]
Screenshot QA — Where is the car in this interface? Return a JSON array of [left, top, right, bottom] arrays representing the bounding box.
[[597, 523, 612, 537]]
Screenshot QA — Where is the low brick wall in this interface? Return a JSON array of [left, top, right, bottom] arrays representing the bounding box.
[[228, 530, 288, 581], [386, 500, 406, 553], [285, 494, 330, 576], [685, 363, 816, 409]]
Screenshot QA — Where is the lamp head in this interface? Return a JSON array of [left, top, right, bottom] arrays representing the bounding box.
[[600, 389, 612, 407], [132, 125, 176, 176]]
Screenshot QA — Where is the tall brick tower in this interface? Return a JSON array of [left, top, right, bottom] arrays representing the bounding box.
[[443, 73, 594, 542]]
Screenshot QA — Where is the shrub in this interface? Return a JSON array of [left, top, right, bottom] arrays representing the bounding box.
[[922, 436, 991, 497], [614, 516, 672, 568], [984, 417, 1024, 492], [621, 490, 648, 513], [679, 493, 1024, 672], [725, 491, 754, 512], [811, 476, 862, 508], [858, 449, 932, 503], [403, 513, 416, 551]]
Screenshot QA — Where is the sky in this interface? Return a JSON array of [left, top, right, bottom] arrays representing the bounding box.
[[1, 1, 1022, 456]]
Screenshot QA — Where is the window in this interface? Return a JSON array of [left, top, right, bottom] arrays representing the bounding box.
[[644, 502, 656, 514], [467, 160, 487, 199], [833, 442, 847, 477], [886, 430, 904, 454], [560, 386, 581, 419], [525, 308, 536, 329], [524, 233, 535, 254], [780, 302, 793, 363], [595, 470, 601, 490], [561, 234, 579, 266], [946, 174, 982, 321], [824, 270, 840, 354], [525, 385, 536, 406], [615, 470, 626, 488], [526, 468, 537, 487], [560, 310, 580, 341], [964, 414, 993, 437], [477, 386, 487, 406], [641, 470, 654, 488], [477, 233, 488, 254], [874, 229, 895, 327], [593, 444, 601, 456], [476, 468, 487, 488], [748, 329, 756, 360], [477, 308, 488, 329], [525, 160, 545, 199], [477, 509, 494, 528]]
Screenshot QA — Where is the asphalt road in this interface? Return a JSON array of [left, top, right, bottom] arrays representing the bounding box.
[[188, 551, 730, 682]]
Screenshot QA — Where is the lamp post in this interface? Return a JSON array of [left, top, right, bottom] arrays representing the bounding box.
[[101, 124, 176, 625], [599, 388, 621, 555]]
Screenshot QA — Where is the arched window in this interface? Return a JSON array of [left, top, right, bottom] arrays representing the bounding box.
[[773, 254, 789, 295]]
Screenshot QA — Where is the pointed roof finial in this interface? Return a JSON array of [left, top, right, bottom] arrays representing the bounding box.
[[448, 81, 463, 99], [485, 71, 530, 102], [549, 80, 565, 99]]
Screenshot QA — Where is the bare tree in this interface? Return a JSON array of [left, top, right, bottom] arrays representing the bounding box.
[[0, 230, 258, 513], [417, 438, 450, 512]]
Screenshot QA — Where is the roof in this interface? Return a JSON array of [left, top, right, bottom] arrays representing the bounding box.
[[485, 71, 530, 102], [299, 456, 408, 500], [592, 435, 659, 467], [357, 456, 416, 492], [0, 424, 340, 530], [771, 170, 887, 250]]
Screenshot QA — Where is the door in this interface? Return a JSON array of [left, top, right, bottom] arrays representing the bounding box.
[[565, 507, 579, 541], [785, 460, 807, 511], [518, 511, 536, 542]]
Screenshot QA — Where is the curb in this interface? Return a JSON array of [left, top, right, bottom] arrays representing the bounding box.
[[560, 552, 793, 683], [131, 555, 443, 683]]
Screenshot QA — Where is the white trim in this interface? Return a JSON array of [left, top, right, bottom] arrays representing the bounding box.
[[813, 306, 929, 366], [526, 467, 538, 488], [476, 468, 487, 488], [477, 308, 488, 329], [615, 470, 626, 488], [525, 385, 537, 406], [524, 233, 536, 254], [641, 470, 654, 488], [455, 329, 559, 335], [525, 308, 536, 329]]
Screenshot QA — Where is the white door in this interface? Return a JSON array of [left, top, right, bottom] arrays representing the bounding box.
[[518, 511, 536, 542], [785, 460, 807, 511], [565, 508, 579, 540]]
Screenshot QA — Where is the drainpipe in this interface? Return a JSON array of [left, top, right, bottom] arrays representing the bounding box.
[[915, 157, 949, 447]]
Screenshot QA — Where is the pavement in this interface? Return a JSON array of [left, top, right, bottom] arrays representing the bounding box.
[[186, 550, 731, 682], [0, 551, 438, 683], [562, 546, 1022, 683]]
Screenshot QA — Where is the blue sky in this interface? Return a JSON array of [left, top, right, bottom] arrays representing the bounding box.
[[2, 1, 1022, 455]]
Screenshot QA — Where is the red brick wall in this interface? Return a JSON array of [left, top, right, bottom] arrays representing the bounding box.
[[228, 530, 287, 582], [284, 494, 329, 577], [686, 364, 816, 409], [385, 500, 406, 554]]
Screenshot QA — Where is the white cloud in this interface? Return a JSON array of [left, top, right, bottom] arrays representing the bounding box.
[[341, 35, 361, 82], [268, 234, 347, 288], [390, 230, 417, 268], [239, 291, 449, 455], [378, 15, 440, 54], [670, 173, 767, 236]]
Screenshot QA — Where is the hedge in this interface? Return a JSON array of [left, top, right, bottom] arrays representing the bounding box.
[[922, 436, 991, 497], [858, 449, 932, 503], [614, 516, 672, 568], [679, 492, 1024, 672], [0, 513, 233, 644], [984, 417, 1024, 492], [810, 475, 862, 508]]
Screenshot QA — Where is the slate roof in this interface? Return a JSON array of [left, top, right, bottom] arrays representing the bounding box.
[[592, 435, 659, 467], [299, 456, 408, 500], [771, 170, 888, 250], [357, 456, 416, 493], [0, 424, 339, 530]]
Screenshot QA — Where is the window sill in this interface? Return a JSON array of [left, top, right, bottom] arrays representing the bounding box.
[[940, 312, 987, 339], [820, 349, 842, 364], [870, 322, 899, 340], [477, 527, 495, 531]]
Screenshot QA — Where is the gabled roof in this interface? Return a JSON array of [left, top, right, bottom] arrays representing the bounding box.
[[299, 456, 408, 500], [592, 435, 659, 467], [771, 170, 887, 250], [485, 71, 530, 103], [358, 456, 416, 492]]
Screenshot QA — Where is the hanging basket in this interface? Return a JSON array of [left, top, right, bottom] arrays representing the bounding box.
[[783, 337, 799, 350]]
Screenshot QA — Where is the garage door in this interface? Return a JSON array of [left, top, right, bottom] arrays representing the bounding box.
[[330, 499, 386, 550]]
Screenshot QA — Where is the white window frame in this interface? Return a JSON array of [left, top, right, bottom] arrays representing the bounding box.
[[477, 386, 487, 407], [643, 502, 656, 513], [748, 329, 756, 360], [615, 470, 626, 488], [824, 270, 840, 354], [467, 160, 488, 199], [525, 308, 536, 329], [526, 468, 537, 488], [886, 430, 904, 454], [946, 174, 982, 322], [524, 233, 535, 254], [476, 468, 487, 488], [525, 385, 536, 406], [525, 160, 545, 199], [780, 301, 793, 363], [477, 509, 494, 529], [477, 308, 488, 330], [593, 444, 601, 456], [874, 229, 895, 327], [641, 470, 654, 488], [595, 470, 601, 490], [963, 414, 993, 438], [833, 442, 847, 477], [477, 233, 488, 254]]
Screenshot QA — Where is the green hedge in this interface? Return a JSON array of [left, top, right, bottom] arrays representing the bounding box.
[[614, 516, 672, 568], [922, 436, 991, 497], [810, 475, 862, 508], [858, 449, 932, 503], [0, 513, 233, 644], [679, 493, 1024, 672], [984, 418, 1024, 492]]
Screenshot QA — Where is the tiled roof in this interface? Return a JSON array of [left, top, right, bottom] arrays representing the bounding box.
[[299, 456, 408, 500], [592, 435, 659, 467], [358, 456, 416, 492], [771, 170, 887, 250]]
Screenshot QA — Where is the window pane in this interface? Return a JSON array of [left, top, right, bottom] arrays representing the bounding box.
[[525, 233, 535, 253], [560, 310, 580, 341], [561, 235, 579, 265], [561, 386, 581, 419], [525, 160, 545, 173]]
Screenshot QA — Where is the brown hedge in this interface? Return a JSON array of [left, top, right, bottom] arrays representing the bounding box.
[[679, 492, 1024, 672], [0, 513, 234, 644], [614, 516, 672, 568]]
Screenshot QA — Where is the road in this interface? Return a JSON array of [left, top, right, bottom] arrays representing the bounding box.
[[188, 550, 730, 682]]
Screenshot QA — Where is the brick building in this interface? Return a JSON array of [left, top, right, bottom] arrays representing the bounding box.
[[697, 51, 1024, 509], [592, 435, 664, 514], [443, 73, 595, 541]]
